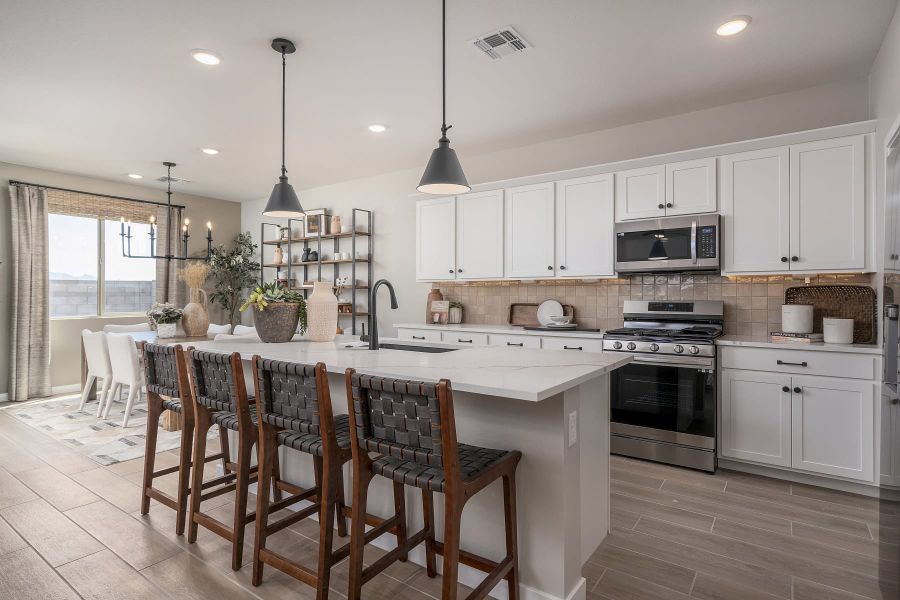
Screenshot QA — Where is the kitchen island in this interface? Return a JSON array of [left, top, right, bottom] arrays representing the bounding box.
[[186, 336, 630, 600]]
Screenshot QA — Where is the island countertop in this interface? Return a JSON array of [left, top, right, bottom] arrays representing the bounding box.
[[185, 336, 630, 401]]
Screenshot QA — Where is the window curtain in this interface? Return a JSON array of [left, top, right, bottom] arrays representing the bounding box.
[[155, 204, 186, 306], [8, 184, 51, 402]]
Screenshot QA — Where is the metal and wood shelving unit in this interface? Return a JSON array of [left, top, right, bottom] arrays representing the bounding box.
[[260, 208, 373, 335]]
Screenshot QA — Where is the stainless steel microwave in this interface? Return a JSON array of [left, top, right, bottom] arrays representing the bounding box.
[[614, 214, 720, 273]]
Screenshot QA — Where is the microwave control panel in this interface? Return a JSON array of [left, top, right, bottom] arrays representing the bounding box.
[[697, 226, 717, 258]]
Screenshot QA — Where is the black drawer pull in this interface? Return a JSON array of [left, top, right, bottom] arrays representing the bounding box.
[[564, 345, 583, 351], [777, 360, 807, 367], [506, 342, 524, 347], [412, 336, 425, 340], [782, 386, 790, 393], [793, 386, 802, 394], [458, 339, 473, 343]]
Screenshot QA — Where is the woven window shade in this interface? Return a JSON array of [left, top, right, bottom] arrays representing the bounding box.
[[46, 188, 157, 224]]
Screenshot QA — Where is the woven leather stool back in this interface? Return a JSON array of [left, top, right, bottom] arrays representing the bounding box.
[[189, 350, 238, 413], [144, 343, 181, 398], [349, 373, 445, 467], [254, 358, 322, 434]]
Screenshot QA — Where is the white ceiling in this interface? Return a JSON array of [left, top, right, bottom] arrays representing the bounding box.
[[0, 0, 896, 202]]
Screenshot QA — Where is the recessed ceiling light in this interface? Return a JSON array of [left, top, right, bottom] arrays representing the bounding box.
[[191, 49, 222, 65], [127, 173, 143, 179], [716, 16, 751, 36], [201, 148, 219, 155], [368, 124, 387, 133]]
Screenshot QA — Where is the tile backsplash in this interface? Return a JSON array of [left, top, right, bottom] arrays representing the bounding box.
[[434, 273, 875, 338]]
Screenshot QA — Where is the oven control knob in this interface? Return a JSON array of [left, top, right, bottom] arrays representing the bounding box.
[[626, 342, 637, 351], [688, 345, 700, 355], [673, 344, 684, 353], [649, 343, 659, 352], [612, 341, 622, 350]]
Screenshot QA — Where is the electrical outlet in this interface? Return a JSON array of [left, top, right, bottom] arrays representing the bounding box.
[[568, 410, 577, 447]]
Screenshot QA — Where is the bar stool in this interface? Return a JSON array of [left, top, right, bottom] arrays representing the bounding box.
[[140, 343, 230, 535], [344, 370, 522, 600], [251, 358, 353, 598], [186, 349, 266, 570]]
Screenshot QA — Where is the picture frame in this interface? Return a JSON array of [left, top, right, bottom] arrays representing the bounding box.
[[302, 208, 328, 236]]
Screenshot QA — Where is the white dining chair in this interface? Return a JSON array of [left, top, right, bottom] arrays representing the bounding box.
[[80, 329, 113, 415], [103, 323, 152, 333], [104, 334, 145, 427], [232, 325, 257, 336], [207, 323, 232, 335]]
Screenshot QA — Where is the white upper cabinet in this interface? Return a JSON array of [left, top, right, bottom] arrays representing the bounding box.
[[505, 182, 556, 278], [555, 174, 615, 278], [665, 158, 717, 216], [615, 165, 665, 221], [455, 190, 504, 280], [790, 136, 865, 272], [415, 197, 456, 281], [721, 147, 791, 274]]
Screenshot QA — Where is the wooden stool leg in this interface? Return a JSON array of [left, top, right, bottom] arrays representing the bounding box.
[[334, 466, 348, 538], [503, 472, 520, 600], [252, 427, 277, 586], [421, 489, 437, 578], [231, 433, 253, 571], [393, 482, 408, 562], [315, 459, 338, 600], [174, 418, 194, 535], [140, 395, 163, 515], [218, 425, 231, 473], [188, 407, 212, 543], [271, 447, 284, 503], [441, 502, 463, 600], [346, 463, 372, 600]]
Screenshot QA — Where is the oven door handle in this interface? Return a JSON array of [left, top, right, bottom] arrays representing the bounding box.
[[630, 354, 714, 369], [691, 219, 698, 265]]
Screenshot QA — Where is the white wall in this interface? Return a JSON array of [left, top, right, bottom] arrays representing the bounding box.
[[242, 79, 871, 337]]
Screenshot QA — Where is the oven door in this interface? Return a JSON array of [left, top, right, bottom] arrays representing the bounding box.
[[610, 355, 716, 449]]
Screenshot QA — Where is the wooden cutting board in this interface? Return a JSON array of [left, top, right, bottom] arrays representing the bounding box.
[[508, 302, 575, 327]]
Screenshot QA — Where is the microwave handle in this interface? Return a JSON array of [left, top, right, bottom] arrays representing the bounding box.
[[691, 220, 698, 264]]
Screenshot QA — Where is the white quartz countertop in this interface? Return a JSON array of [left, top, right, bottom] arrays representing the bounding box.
[[187, 336, 630, 401], [717, 336, 882, 355], [394, 322, 606, 339]]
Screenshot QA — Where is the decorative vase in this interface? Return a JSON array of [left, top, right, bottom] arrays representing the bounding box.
[[330, 215, 342, 235], [307, 281, 338, 342], [301, 247, 311, 263], [273, 245, 284, 265], [253, 303, 301, 343], [426, 288, 443, 323], [157, 322, 177, 338], [182, 288, 210, 336]]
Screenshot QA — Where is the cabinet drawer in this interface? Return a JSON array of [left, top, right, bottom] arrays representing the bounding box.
[[396, 328, 442, 342], [540, 336, 604, 353], [488, 334, 541, 349], [719, 346, 876, 380], [441, 331, 489, 346]]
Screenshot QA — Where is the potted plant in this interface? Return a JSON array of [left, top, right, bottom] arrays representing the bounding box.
[[147, 303, 184, 338], [240, 281, 307, 343], [208, 232, 262, 333]]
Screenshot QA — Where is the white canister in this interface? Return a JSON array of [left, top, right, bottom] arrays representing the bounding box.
[[781, 304, 814, 334], [823, 318, 854, 344]]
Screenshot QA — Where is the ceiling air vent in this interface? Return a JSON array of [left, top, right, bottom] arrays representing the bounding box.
[[470, 26, 530, 60]]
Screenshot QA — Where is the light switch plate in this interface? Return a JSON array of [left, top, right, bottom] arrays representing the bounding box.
[[568, 410, 577, 447]]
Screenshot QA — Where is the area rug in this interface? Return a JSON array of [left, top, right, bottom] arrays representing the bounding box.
[[5, 394, 219, 466]]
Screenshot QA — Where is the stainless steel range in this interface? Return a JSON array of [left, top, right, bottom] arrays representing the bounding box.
[[603, 300, 724, 472]]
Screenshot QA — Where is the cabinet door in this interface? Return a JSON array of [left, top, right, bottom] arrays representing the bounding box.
[[615, 165, 665, 221], [555, 174, 614, 278], [789, 136, 865, 271], [887, 147, 900, 272], [504, 183, 555, 278], [665, 158, 717, 216], [720, 147, 790, 274], [720, 369, 792, 467], [456, 190, 504, 280], [416, 198, 456, 281], [791, 375, 874, 481]]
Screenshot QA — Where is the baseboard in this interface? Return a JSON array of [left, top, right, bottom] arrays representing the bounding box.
[[51, 384, 81, 395], [718, 458, 885, 498]]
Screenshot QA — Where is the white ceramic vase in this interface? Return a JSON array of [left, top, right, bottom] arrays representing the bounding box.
[[307, 281, 338, 341]]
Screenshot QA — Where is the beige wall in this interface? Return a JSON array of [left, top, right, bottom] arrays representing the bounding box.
[[0, 162, 242, 395], [242, 79, 872, 336]]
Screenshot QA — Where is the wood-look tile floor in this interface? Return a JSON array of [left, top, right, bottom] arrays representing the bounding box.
[[0, 406, 897, 600]]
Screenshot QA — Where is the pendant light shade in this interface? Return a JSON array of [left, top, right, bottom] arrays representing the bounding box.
[[263, 38, 304, 218], [417, 0, 470, 195]]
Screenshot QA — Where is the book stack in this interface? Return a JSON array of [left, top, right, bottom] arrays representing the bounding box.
[[769, 331, 824, 344]]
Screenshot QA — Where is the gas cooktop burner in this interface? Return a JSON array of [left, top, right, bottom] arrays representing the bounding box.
[[603, 299, 725, 358], [604, 326, 723, 341]]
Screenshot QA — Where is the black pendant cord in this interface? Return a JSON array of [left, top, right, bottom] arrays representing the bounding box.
[[281, 48, 287, 177], [440, 0, 451, 142]]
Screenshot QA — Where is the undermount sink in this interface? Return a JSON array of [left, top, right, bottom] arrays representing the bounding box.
[[376, 343, 458, 353]]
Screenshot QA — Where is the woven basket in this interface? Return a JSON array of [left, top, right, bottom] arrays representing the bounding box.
[[784, 285, 877, 344]]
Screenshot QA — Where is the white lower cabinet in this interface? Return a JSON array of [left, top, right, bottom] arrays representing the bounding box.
[[488, 334, 541, 349], [540, 336, 604, 353], [441, 331, 489, 346], [720, 370, 792, 467], [396, 328, 442, 342]]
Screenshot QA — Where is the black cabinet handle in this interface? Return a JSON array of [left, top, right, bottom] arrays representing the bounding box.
[[782, 386, 790, 393], [412, 336, 425, 340], [449, 269, 454, 274], [458, 339, 473, 343], [657, 203, 664, 209], [777, 360, 808, 367], [666, 202, 673, 208], [793, 386, 802, 394], [781, 257, 788, 263], [457, 268, 462, 273], [560, 265, 566, 270], [506, 342, 524, 347], [564, 345, 583, 351], [791, 256, 799, 262], [547, 266, 553, 270]]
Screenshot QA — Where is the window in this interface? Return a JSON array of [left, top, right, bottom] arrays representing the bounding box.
[[48, 215, 157, 318]]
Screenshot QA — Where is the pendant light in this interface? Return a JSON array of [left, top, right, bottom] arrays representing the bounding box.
[[417, 0, 470, 195], [263, 38, 305, 217]]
